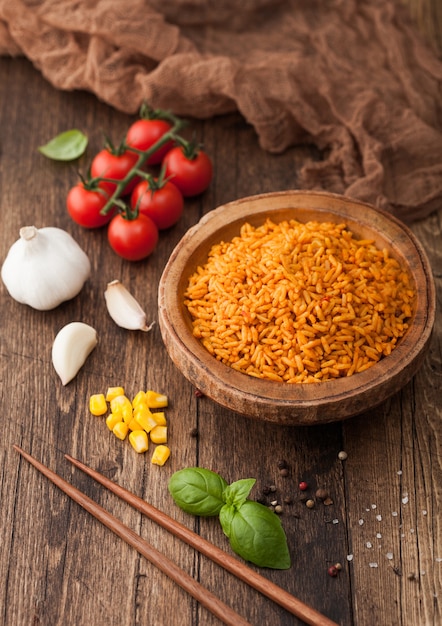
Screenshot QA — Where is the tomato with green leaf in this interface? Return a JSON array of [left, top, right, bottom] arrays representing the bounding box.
[[126, 119, 174, 165], [130, 178, 184, 230], [107, 213, 159, 261], [66, 182, 114, 228], [91, 147, 139, 196], [163, 142, 213, 197], [126, 103, 175, 165]]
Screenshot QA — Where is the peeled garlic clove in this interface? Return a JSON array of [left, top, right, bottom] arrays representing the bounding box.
[[104, 280, 154, 331], [52, 322, 98, 385]]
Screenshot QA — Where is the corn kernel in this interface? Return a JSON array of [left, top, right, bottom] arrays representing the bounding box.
[[151, 445, 170, 466], [110, 395, 133, 422], [113, 421, 129, 440], [129, 430, 149, 453], [151, 411, 167, 426], [150, 425, 167, 444], [145, 390, 168, 408], [89, 394, 107, 416], [134, 406, 158, 433], [131, 390, 146, 408], [127, 417, 140, 431], [105, 386, 125, 402], [133, 403, 151, 419], [106, 412, 122, 431]]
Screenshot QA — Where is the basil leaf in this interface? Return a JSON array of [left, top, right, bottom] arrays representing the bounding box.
[[219, 500, 291, 570], [38, 129, 88, 161], [168, 467, 228, 516], [223, 478, 256, 509]]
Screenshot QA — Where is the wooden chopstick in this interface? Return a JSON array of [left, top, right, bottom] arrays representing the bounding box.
[[64, 453, 339, 626], [13, 445, 252, 626]]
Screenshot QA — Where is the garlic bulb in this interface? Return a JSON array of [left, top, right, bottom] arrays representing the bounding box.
[[52, 322, 98, 385], [104, 280, 154, 331], [1, 225, 91, 310]]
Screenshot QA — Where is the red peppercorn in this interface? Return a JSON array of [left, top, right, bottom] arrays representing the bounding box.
[[328, 565, 339, 577], [299, 481, 308, 491]]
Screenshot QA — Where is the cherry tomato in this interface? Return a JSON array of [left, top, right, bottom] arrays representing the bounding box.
[[163, 146, 213, 197], [126, 119, 174, 165], [91, 148, 139, 196], [66, 183, 114, 228], [130, 179, 184, 230], [107, 213, 159, 261]]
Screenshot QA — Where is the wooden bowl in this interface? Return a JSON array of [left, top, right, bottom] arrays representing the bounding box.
[[158, 191, 435, 425]]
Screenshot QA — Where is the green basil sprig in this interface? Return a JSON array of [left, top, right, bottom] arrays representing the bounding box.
[[168, 468, 291, 570], [38, 129, 88, 161]]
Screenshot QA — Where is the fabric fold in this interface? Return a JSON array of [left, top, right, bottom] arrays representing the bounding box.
[[0, 0, 440, 221]]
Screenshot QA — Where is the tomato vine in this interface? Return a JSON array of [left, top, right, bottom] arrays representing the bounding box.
[[66, 105, 213, 260]]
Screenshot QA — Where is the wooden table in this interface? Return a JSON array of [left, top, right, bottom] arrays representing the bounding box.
[[1, 11, 441, 625]]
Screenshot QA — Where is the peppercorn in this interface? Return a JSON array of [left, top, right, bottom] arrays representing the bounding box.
[[306, 499, 315, 508], [277, 459, 288, 470], [283, 496, 293, 505], [279, 468, 289, 477], [328, 565, 339, 577], [262, 486, 271, 495], [274, 505, 283, 514], [190, 427, 199, 438], [315, 488, 328, 500], [338, 451, 348, 461], [194, 389, 204, 397], [269, 484, 277, 492], [299, 481, 308, 491]]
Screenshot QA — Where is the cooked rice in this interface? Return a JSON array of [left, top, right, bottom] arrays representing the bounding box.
[[184, 218, 416, 383]]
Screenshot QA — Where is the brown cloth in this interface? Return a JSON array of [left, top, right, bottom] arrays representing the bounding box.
[[1, 0, 441, 222]]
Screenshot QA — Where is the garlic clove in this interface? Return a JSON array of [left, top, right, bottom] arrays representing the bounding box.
[[52, 322, 98, 385], [104, 280, 154, 331]]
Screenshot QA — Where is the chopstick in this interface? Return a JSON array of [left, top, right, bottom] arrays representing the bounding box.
[[13, 445, 251, 626], [66, 453, 339, 626], [13, 445, 339, 626]]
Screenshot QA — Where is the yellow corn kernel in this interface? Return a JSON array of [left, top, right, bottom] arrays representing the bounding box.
[[145, 390, 168, 408], [113, 421, 129, 441], [150, 425, 168, 444], [136, 413, 158, 433], [105, 386, 125, 402], [110, 395, 133, 422], [106, 412, 123, 431], [134, 406, 157, 433], [151, 445, 170, 466], [131, 390, 146, 408], [151, 411, 167, 426], [89, 394, 107, 416], [129, 430, 149, 453], [127, 417, 140, 431], [133, 402, 151, 419]]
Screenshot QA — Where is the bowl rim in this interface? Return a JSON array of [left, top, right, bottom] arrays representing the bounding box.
[[158, 190, 436, 424]]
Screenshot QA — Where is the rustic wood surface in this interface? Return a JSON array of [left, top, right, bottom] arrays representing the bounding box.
[[1, 5, 441, 625]]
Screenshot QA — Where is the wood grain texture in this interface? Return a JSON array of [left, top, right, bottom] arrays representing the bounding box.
[[1, 4, 441, 623]]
